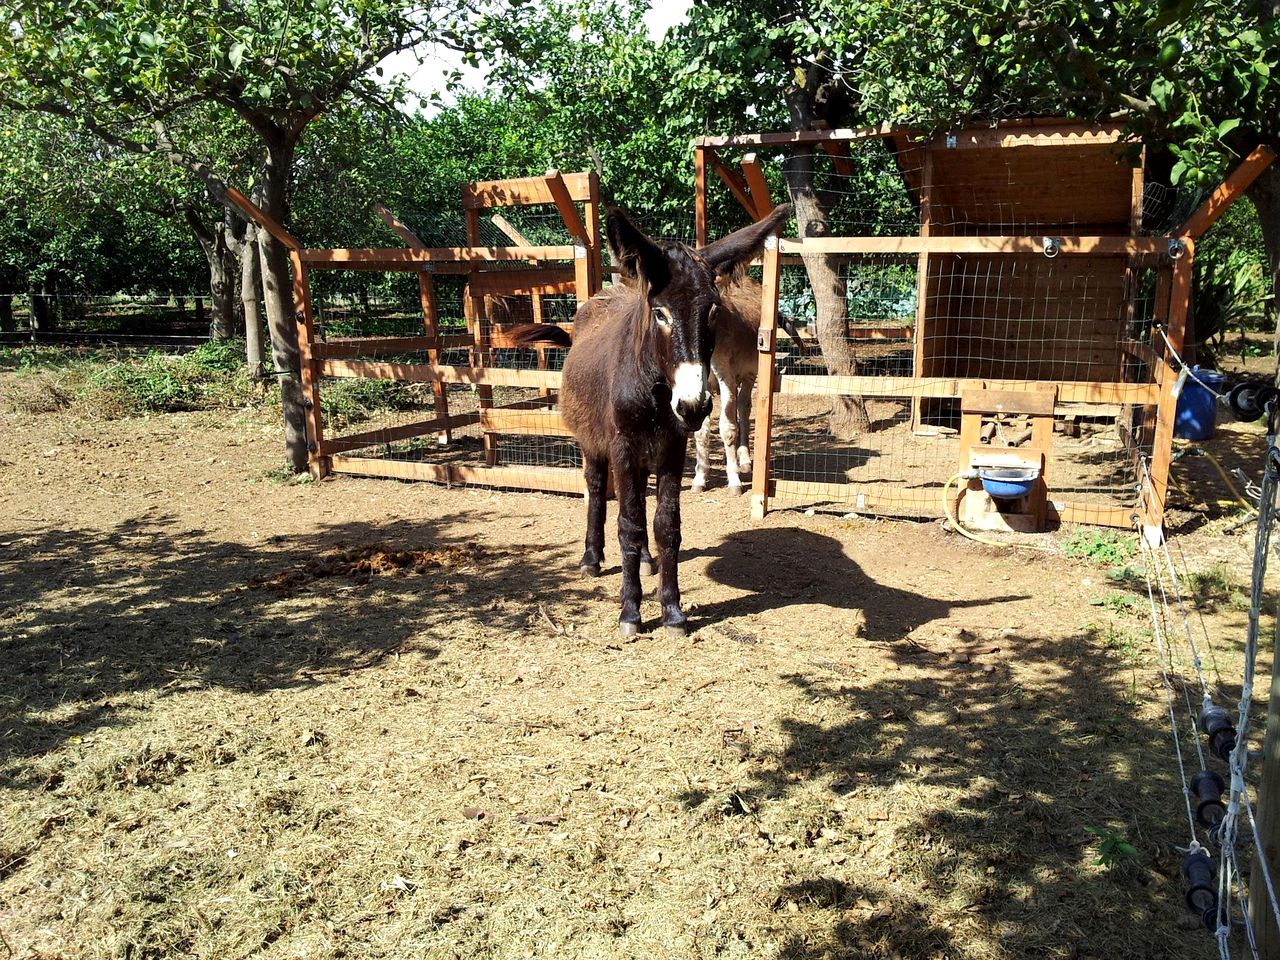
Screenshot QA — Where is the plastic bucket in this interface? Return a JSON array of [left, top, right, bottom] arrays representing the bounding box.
[[1174, 366, 1226, 442]]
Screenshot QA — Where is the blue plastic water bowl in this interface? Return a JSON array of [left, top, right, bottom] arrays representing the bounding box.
[[979, 467, 1040, 500], [1175, 366, 1227, 441]]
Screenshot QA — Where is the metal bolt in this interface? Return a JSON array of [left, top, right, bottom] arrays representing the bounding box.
[[1042, 237, 1061, 259]]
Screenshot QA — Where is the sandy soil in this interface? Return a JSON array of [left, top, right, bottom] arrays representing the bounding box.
[[0, 380, 1267, 960]]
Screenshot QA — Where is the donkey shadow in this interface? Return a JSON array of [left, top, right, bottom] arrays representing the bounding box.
[[684, 526, 1028, 640]]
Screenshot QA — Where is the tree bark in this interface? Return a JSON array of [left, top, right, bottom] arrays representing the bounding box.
[[0, 295, 14, 332], [184, 206, 237, 339], [29, 283, 53, 332], [254, 146, 309, 474], [781, 82, 871, 437], [234, 223, 268, 380]]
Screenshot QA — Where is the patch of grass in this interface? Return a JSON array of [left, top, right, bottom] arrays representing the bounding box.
[[1186, 562, 1250, 612], [1063, 530, 1139, 566], [1106, 565, 1146, 587], [1090, 592, 1142, 617], [87, 344, 254, 418], [319, 377, 429, 430], [1086, 621, 1149, 665]]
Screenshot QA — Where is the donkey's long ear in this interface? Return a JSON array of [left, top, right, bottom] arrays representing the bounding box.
[[606, 208, 671, 295], [699, 204, 792, 277]]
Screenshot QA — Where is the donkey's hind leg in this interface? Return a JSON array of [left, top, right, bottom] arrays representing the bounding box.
[[691, 416, 713, 492], [653, 438, 689, 637], [579, 453, 608, 577], [639, 469, 656, 578], [735, 377, 754, 474], [718, 376, 743, 495], [612, 451, 647, 637]]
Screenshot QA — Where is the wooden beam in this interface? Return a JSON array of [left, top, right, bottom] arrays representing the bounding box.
[[1177, 144, 1278, 239], [750, 237, 783, 520], [779, 235, 1168, 256], [490, 213, 533, 246], [329, 456, 587, 494], [1143, 244, 1195, 534], [462, 171, 597, 209], [705, 147, 758, 219], [818, 140, 856, 177], [320, 411, 482, 455], [318, 359, 563, 389], [298, 246, 578, 268], [372, 203, 427, 250], [313, 336, 437, 359], [288, 251, 327, 478], [925, 123, 1128, 151], [479, 408, 573, 437], [468, 266, 577, 297], [225, 186, 300, 251], [776, 373, 1159, 406], [544, 169, 590, 245], [698, 124, 901, 148], [740, 153, 773, 218]]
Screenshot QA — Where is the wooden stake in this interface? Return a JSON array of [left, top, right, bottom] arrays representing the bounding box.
[[694, 146, 708, 248], [740, 153, 773, 218], [1143, 244, 1194, 537], [288, 251, 328, 479], [750, 237, 783, 520], [1251, 598, 1280, 958]]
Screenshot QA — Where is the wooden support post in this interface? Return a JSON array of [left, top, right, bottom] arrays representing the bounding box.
[[694, 146, 709, 247], [464, 205, 498, 466], [911, 147, 934, 432], [750, 236, 783, 520], [705, 147, 758, 220], [740, 153, 773, 218], [418, 272, 451, 445], [1143, 243, 1194, 539], [545, 169, 590, 245], [225, 186, 301, 252], [488, 213, 552, 394], [1251, 599, 1280, 959], [373, 202, 427, 249], [288, 251, 328, 479], [818, 140, 856, 177]]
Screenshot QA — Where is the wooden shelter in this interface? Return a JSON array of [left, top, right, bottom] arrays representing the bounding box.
[[694, 120, 1275, 538]]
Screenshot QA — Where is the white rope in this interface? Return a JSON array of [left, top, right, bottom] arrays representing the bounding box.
[[1147, 535, 1210, 772], [1154, 324, 1227, 400], [1160, 538, 1216, 701]]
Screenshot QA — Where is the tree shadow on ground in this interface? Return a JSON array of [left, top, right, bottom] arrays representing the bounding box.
[[689, 525, 1029, 640], [0, 510, 594, 778]]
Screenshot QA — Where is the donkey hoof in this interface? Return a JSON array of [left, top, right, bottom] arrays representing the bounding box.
[[728, 483, 745, 497], [639, 559, 657, 577], [619, 620, 640, 639], [664, 624, 688, 639], [580, 564, 602, 578], [691, 480, 706, 493]]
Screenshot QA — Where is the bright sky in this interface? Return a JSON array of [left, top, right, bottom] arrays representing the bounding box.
[[382, 1, 694, 113]]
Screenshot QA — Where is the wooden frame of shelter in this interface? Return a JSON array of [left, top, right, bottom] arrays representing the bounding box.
[[694, 120, 1275, 539], [226, 170, 603, 495]]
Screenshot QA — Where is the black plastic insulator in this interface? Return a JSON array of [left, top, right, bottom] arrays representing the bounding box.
[[1199, 704, 1238, 762], [1191, 770, 1227, 828], [1228, 382, 1280, 421], [1182, 849, 1218, 916]]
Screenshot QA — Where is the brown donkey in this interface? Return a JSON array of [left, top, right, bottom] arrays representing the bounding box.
[[515, 205, 791, 637]]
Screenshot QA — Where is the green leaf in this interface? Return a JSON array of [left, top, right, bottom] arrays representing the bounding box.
[[1170, 159, 1188, 185], [228, 41, 246, 70], [1216, 118, 1242, 139], [138, 31, 156, 49]]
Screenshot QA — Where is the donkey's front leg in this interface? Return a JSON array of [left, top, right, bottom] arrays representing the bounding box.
[[579, 453, 608, 577], [613, 451, 646, 637], [653, 442, 688, 637], [691, 415, 713, 493], [735, 378, 754, 474]]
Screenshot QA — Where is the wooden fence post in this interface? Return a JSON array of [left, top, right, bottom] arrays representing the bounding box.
[[750, 235, 783, 520]]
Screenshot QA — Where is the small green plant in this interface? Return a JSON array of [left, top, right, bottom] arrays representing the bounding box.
[[1063, 530, 1139, 566], [1084, 825, 1138, 868], [1186, 563, 1250, 612], [1086, 622, 1148, 665], [1091, 592, 1142, 617], [1106, 565, 1146, 587]]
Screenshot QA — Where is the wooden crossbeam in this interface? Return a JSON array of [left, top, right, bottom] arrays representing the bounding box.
[[372, 203, 427, 250], [779, 236, 1169, 256], [705, 147, 758, 218], [490, 213, 533, 246], [225, 187, 300, 251], [740, 153, 773, 218], [818, 140, 856, 177], [544, 169, 590, 245], [298, 246, 577, 269]]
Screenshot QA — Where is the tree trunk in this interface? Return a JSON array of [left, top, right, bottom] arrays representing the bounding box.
[[255, 149, 309, 474], [237, 224, 268, 380], [29, 283, 53, 332], [185, 206, 237, 339], [0, 295, 14, 332], [781, 84, 870, 437]]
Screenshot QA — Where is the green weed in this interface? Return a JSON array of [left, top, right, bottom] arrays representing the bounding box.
[[1084, 825, 1138, 868], [1063, 530, 1139, 566]]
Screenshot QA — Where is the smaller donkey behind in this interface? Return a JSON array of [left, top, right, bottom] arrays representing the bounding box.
[[514, 204, 791, 637]]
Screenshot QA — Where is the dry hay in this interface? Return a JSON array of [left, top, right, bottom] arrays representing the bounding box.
[[247, 541, 480, 593]]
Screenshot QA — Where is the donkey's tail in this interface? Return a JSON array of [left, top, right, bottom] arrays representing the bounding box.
[[504, 324, 573, 348]]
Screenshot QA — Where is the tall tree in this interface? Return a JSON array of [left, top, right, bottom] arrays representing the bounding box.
[[2, 0, 483, 470]]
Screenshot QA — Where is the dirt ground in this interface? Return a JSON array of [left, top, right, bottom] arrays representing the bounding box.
[[0, 371, 1271, 960]]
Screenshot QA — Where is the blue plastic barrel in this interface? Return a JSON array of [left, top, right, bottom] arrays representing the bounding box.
[[1174, 366, 1226, 441]]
